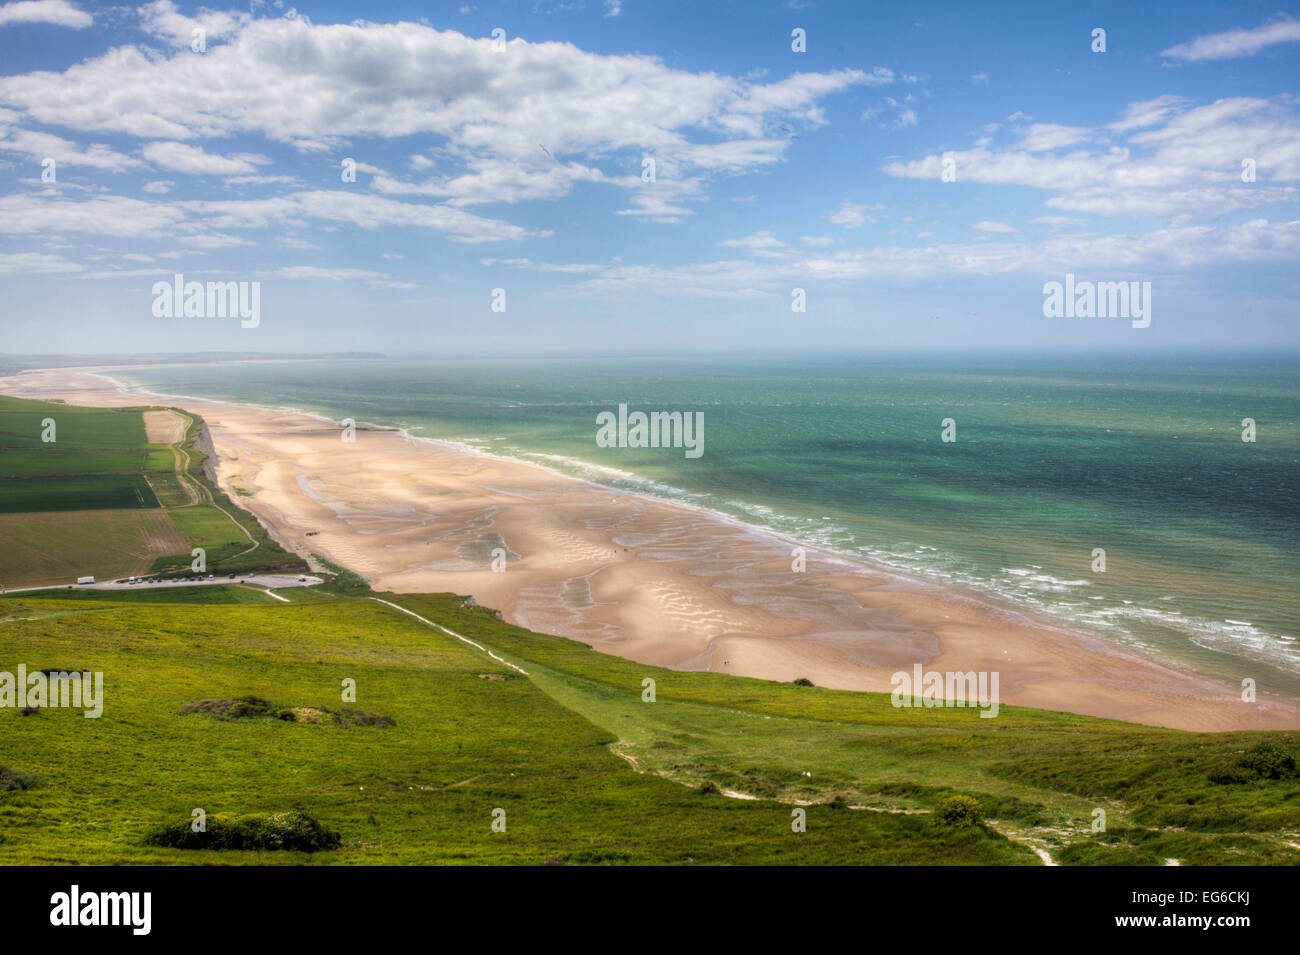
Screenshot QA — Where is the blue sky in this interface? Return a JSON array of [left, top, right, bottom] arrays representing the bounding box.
[[0, 0, 1298, 355]]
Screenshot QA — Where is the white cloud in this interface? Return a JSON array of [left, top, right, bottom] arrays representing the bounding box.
[[895, 109, 918, 128], [138, 0, 250, 47], [0, 123, 141, 171], [0, 188, 546, 245], [0, 0, 90, 29], [603, 0, 621, 17], [0, 251, 83, 275], [1108, 95, 1189, 133], [0, 13, 878, 234], [1162, 17, 1300, 62], [187, 190, 548, 243], [274, 236, 319, 250], [141, 141, 266, 176], [720, 231, 790, 258], [973, 220, 1018, 234], [141, 180, 174, 194], [0, 15, 870, 192], [372, 158, 608, 206], [1017, 123, 1090, 152], [883, 97, 1300, 222], [180, 233, 251, 248], [536, 219, 1300, 298], [0, 193, 188, 237], [828, 201, 880, 229], [970, 72, 989, 84]]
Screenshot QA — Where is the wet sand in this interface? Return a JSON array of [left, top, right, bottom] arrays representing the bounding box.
[[5, 363, 1298, 732]]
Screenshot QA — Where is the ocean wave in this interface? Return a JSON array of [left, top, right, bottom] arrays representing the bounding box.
[[104, 367, 1300, 682]]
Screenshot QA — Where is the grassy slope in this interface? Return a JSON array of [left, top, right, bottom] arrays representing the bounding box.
[[1, 586, 1297, 865], [0, 588, 1026, 865], [392, 593, 1300, 866]]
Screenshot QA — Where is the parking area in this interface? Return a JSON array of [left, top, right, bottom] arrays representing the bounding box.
[[92, 573, 323, 590], [2, 573, 323, 595]]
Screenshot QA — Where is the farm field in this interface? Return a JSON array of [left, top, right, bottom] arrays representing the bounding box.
[[0, 396, 304, 586], [0, 510, 186, 589], [1, 585, 1297, 866]]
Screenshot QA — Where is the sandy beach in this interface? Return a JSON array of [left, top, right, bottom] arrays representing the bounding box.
[[6, 364, 1299, 732]]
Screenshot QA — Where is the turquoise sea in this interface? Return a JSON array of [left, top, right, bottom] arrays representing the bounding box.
[[116, 354, 1300, 698]]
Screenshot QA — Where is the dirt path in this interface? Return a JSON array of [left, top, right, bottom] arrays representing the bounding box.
[[144, 409, 262, 561], [370, 598, 529, 676]]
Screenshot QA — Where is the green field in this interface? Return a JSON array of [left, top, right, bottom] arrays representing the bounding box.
[[0, 398, 161, 514], [140, 410, 304, 577], [0, 396, 305, 584], [1, 585, 1297, 865], [0, 397, 148, 450]]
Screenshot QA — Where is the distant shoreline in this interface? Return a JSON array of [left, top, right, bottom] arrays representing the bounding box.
[[5, 362, 1299, 732]]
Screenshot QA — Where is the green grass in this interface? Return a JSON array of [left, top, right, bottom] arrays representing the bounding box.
[[0, 475, 159, 513], [1, 585, 1297, 865], [0, 395, 305, 583], [0, 397, 148, 450], [0, 399, 163, 514], [143, 410, 304, 577], [9, 585, 280, 605], [0, 449, 155, 478], [0, 589, 1032, 864]]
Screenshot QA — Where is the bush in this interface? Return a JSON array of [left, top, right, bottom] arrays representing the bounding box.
[[0, 765, 37, 791], [179, 696, 274, 719], [331, 708, 396, 728], [792, 678, 814, 687], [932, 794, 983, 828], [1237, 742, 1297, 780], [145, 807, 341, 852], [1207, 763, 1255, 785], [1208, 741, 1297, 784]]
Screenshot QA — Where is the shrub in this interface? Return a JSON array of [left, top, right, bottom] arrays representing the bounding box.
[[179, 696, 274, 719], [0, 765, 37, 791], [145, 807, 341, 852], [1207, 763, 1255, 785], [932, 794, 983, 828], [792, 678, 814, 687], [1237, 742, 1297, 780], [1208, 741, 1298, 784], [331, 708, 396, 728]]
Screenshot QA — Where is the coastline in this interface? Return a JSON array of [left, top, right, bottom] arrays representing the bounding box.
[[5, 362, 1299, 732]]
